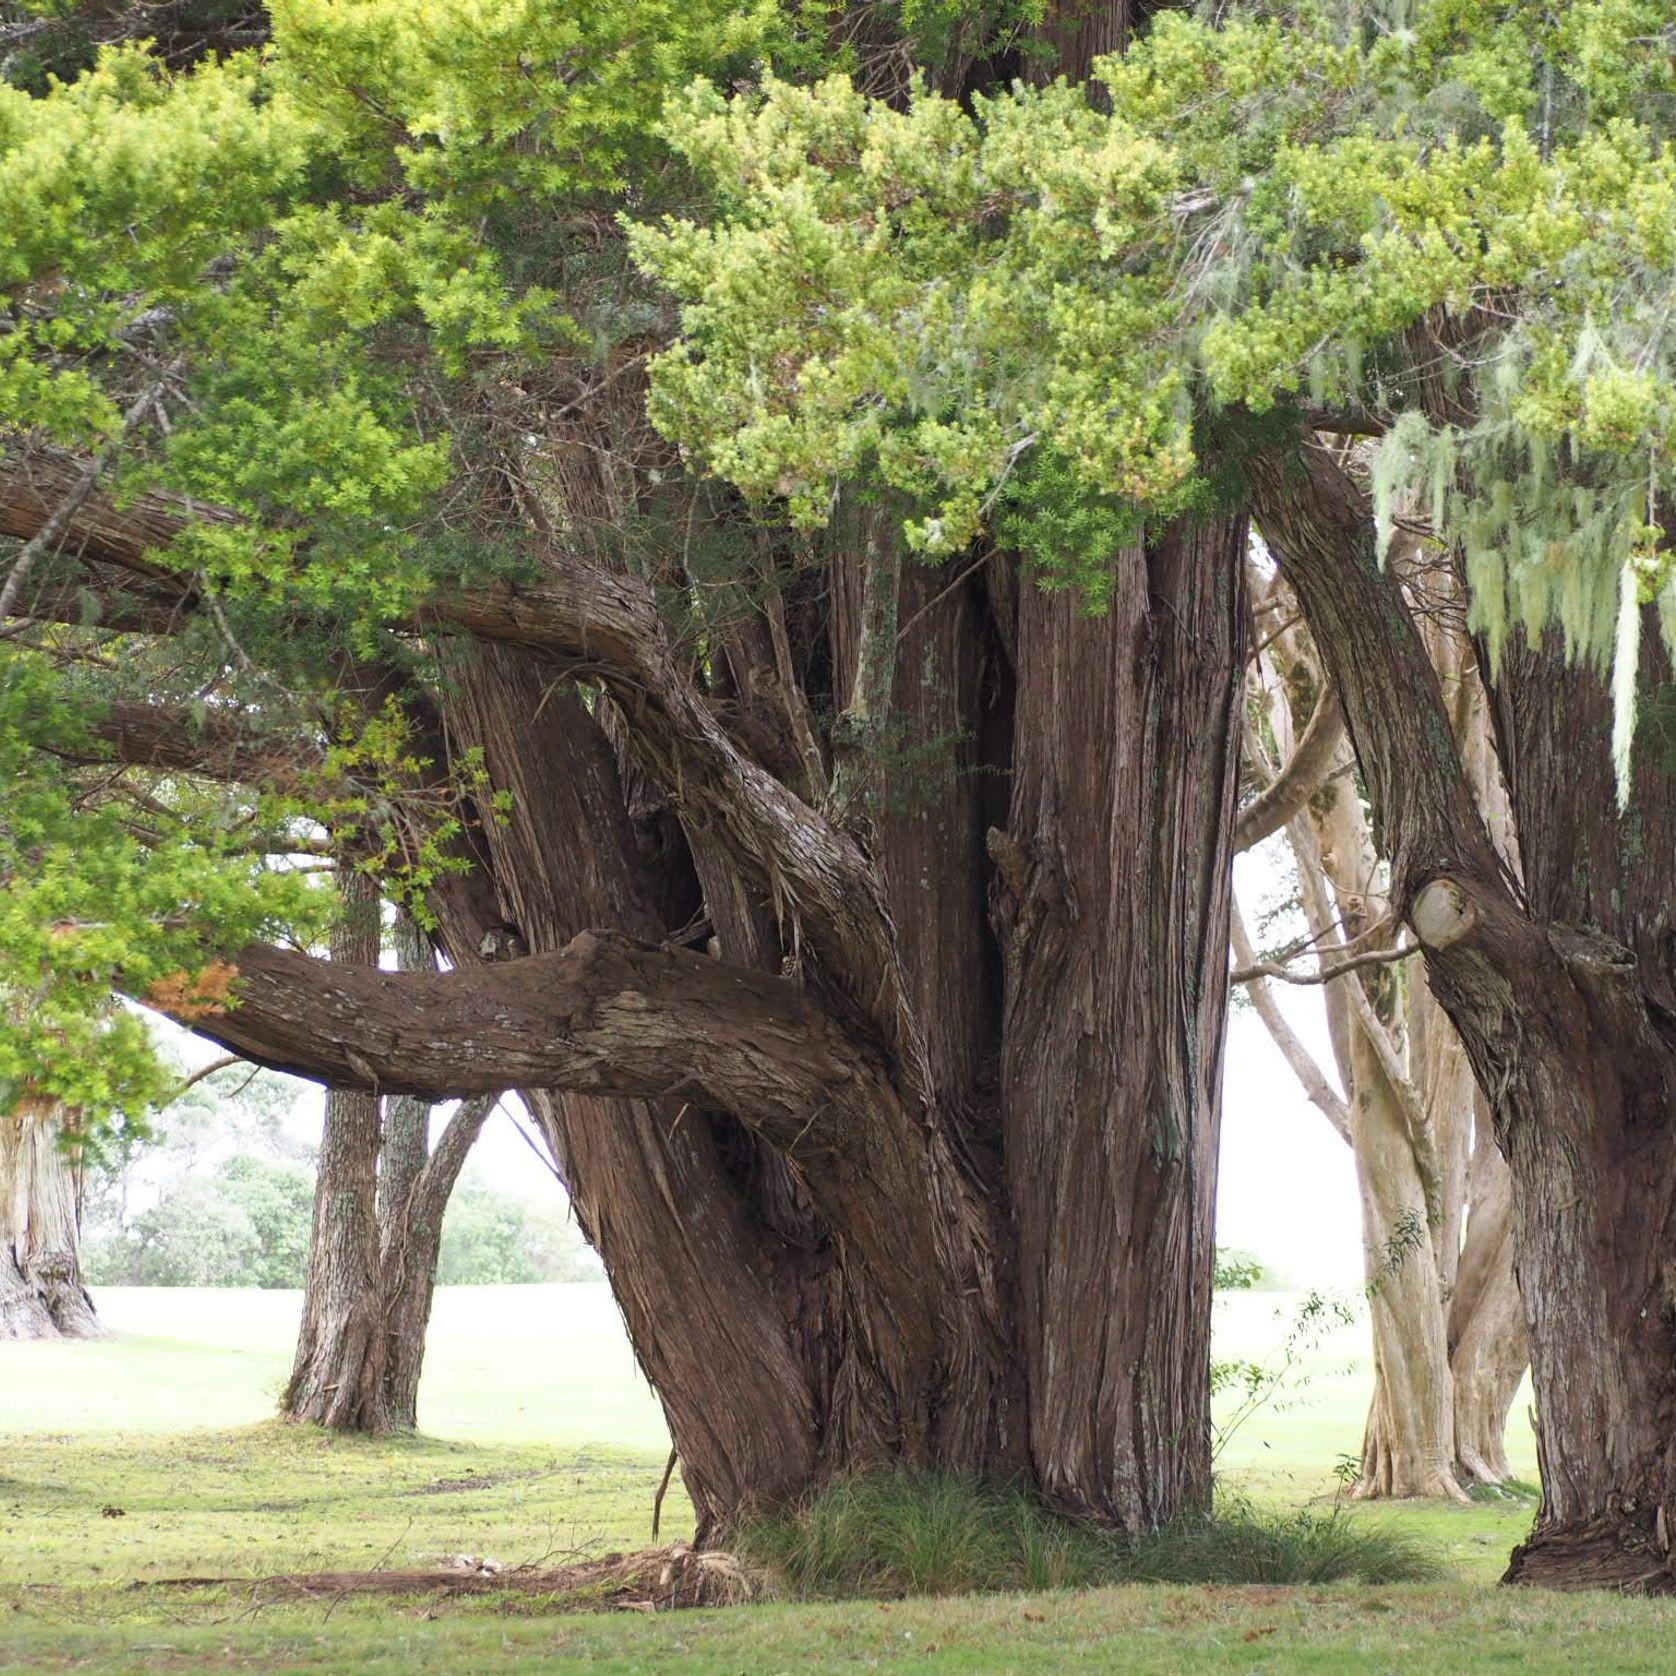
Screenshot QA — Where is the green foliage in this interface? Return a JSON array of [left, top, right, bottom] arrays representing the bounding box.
[[637, 1, 1676, 782], [737, 1472, 1442, 1600], [86, 1156, 314, 1287], [1116, 1498, 1441, 1586], [0, 656, 326, 1125], [1212, 1247, 1269, 1291], [437, 1170, 602, 1286], [0, 0, 802, 1122], [736, 1472, 1125, 1598]]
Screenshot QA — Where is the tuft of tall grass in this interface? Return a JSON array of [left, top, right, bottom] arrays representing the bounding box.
[[1119, 1499, 1442, 1586], [735, 1473, 1442, 1601], [735, 1472, 1113, 1599]]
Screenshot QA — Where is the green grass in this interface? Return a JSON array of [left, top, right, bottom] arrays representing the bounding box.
[[737, 1475, 1440, 1600], [3, 1283, 1658, 1673]]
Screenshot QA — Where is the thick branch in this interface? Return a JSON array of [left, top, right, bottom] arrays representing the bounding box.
[[141, 930, 897, 1160], [1247, 438, 1507, 907], [0, 453, 226, 584], [82, 698, 322, 786], [0, 376, 169, 619], [2, 577, 196, 637], [1233, 682, 1345, 853], [0, 452, 919, 1074]]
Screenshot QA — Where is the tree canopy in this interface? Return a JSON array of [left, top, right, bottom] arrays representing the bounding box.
[[636, 2, 1676, 778], [6, 0, 1675, 1129]]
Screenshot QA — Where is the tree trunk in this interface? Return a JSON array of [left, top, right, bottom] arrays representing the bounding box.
[[283, 872, 386, 1427], [373, 1093, 496, 1429], [232, 497, 1246, 1535], [0, 1099, 99, 1340], [1486, 628, 1676, 1587], [1449, 1136, 1526, 1487], [1350, 1051, 1465, 1502], [1250, 433, 1676, 1589], [283, 883, 494, 1432], [997, 519, 1243, 1526]]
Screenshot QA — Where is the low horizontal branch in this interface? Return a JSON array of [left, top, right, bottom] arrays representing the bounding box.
[[0, 448, 920, 1074], [140, 929, 893, 1160]]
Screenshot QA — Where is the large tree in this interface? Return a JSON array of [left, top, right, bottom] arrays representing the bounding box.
[[9, 0, 1676, 1589], [619, 3, 1676, 1588], [0, 0, 1241, 1538]]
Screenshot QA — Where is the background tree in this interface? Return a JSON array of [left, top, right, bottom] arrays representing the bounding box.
[[0, 1094, 98, 1338], [435, 1167, 603, 1286], [283, 882, 494, 1432], [1234, 546, 1527, 1500]]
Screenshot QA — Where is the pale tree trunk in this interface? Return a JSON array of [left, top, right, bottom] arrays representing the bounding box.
[[1449, 1132, 1526, 1485], [1237, 557, 1525, 1499], [0, 1098, 99, 1340], [283, 888, 493, 1432]]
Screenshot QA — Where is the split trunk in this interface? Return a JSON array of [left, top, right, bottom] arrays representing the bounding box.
[[282, 887, 492, 1432]]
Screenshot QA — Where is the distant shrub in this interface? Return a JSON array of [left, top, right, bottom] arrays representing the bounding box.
[[1213, 1248, 1269, 1291], [436, 1175, 602, 1285], [84, 1156, 313, 1287]]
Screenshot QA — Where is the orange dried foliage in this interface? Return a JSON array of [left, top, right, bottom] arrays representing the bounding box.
[[143, 960, 239, 1021]]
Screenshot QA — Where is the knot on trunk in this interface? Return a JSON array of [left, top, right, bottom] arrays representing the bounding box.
[[985, 827, 1032, 901], [1411, 878, 1479, 950]]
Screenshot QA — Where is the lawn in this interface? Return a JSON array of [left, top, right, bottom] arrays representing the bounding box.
[[4, 1283, 1665, 1674]]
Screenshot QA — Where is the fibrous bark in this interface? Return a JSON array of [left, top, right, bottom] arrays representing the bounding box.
[[8, 0, 1251, 1540], [158, 500, 1248, 1534]]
